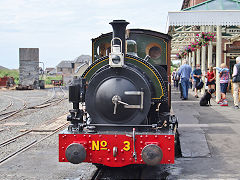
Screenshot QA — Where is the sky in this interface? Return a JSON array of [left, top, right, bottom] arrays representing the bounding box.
[[0, 0, 182, 69]]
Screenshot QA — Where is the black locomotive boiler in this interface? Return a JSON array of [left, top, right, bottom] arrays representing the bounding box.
[[59, 20, 178, 167]]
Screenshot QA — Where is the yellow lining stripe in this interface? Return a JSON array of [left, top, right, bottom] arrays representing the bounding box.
[[83, 58, 109, 78], [126, 57, 164, 99], [84, 57, 164, 99]]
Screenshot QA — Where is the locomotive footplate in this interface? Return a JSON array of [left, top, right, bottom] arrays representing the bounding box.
[[59, 130, 175, 167]]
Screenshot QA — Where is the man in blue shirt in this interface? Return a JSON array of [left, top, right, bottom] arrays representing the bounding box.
[[178, 60, 192, 100]]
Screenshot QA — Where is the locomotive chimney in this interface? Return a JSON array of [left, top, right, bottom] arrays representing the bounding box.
[[109, 20, 129, 55]]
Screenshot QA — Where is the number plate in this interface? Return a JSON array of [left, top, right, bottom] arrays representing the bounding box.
[[91, 140, 131, 151]]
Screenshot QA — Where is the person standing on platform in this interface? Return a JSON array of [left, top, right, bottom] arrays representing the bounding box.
[[172, 68, 177, 88], [214, 63, 230, 106], [206, 66, 216, 91], [177, 68, 183, 98], [192, 64, 202, 98], [178, 60, 192, 100], [232, 56, 240, 109]]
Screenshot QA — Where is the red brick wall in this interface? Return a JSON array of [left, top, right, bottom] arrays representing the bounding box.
[[184, 0, 208, 9], [222, 39, 228, 64], [231, 41, 240, 47], [226, 41, 240, 68]]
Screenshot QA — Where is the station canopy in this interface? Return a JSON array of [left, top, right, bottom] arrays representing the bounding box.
[[167, 0, 240, 58], [168, 10, 240, 26]]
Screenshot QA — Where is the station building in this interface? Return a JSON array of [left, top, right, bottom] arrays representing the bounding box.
[[168, 0, 240, 101]]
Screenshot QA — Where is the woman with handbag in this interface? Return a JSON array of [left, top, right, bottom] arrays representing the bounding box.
[[232, 56, 240, 109]]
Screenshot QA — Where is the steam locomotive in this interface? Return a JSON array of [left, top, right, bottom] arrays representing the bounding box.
[[59, 20, 178, 167]]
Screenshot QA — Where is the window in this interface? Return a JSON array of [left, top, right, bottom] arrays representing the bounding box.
[[149, 46, 161, 59], [145, 43, 162, 60]]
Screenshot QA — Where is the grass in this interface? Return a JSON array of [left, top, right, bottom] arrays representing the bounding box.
[[0, 69, 62, 85], [42, 75, 63, 85]]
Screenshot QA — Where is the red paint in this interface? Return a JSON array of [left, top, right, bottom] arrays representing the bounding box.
[[0, 76, 14, 87], [59, 133, 175, 167]]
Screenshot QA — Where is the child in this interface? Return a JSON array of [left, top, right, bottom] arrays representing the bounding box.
[[214, 63, 230, 106]]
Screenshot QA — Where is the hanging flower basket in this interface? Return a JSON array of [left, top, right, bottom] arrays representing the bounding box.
[[176, 31, 215, 60], [186, 45, 192, 53], [196, 32, 216, 46], [176, 53, 182, 59]]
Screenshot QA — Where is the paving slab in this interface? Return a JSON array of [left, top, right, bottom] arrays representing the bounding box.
[[172, 92, 211, 158]]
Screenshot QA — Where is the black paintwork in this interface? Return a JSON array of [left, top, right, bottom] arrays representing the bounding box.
[[109, 20, 129, 55], [85, 65, 151, 126], [67, 20, 177, 133]]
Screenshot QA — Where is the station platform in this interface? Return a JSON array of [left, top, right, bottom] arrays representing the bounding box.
[[170, 86, 240, 179]]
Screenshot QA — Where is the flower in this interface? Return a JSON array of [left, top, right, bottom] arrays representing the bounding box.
[[198, 32, 215, 43], [176, 32, 215, 59]]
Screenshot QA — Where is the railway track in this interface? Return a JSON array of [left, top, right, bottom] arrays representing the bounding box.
[[29, 86, 67, 108], [0, 130, 32, 147], [0, 86, 67, 121], [0, 96, 27, 121], [0, 101, 13, 113], [91, 164, 173, 180], [0, 121, 69, 165], [91, 165, 143, 180]]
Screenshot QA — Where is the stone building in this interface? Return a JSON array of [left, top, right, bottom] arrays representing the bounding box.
[[45, 67, 56, 75], [73, 55, 91, 75], [56, 61, 74, 74], [56, 55, 91, 76], [56, 55, 91, 84], [73, 55, 91, 69], [19, 48, 39, 89]]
